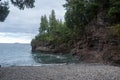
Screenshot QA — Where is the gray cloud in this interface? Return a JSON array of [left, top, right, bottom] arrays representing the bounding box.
[[0, 0, 66, 34]]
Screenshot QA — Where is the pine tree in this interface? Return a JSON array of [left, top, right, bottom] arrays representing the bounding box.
[[48, 10, 58, 35], [49, 10, 57, 29], [39, 15, 48, 34]]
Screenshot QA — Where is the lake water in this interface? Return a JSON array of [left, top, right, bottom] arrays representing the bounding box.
[[0, 43, 79, 67]]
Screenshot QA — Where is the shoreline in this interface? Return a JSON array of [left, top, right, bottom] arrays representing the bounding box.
[[0, 63, 120, 80]]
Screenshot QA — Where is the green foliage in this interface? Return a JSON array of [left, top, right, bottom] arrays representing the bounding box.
[[113, 24, 120, 37], [48, 10, 58, 37], [33, 10, 72, 44], [85, 2, 99, 20], [49, 10, 57, 28], [39, 15, 48, 34], [108, 0, 120, 23], [64, 0, 86, 29], [11, 0, 35, 9], [93, 0, 110, 8], [33, 0, 120, 45], [0, 0, 35, 22], [64, 0, 101, 36], [64, 0, 120, 35], [0, 1, 9, 22]]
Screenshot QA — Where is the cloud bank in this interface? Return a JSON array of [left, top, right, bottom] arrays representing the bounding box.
[[0, 0, 66, 33], [0, 32, 35, 43], [0, 0, 66, 43]]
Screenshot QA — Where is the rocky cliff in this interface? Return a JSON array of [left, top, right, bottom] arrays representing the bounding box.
[[31, 13, 120, 66]]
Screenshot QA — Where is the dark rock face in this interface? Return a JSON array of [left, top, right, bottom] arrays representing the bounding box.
[[31, 41, 70, 53], [70, 49, 77, 56], [31, 25, 120, 65], [31, 12, 120, 66], [102, 46, 120, 65], [69, 23, 120, 65]]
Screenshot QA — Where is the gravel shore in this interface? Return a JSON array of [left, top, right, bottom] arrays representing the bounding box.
[[0, 64, 120, 80]]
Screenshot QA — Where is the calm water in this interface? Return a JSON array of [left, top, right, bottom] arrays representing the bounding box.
[[0, 43, 79, 67]]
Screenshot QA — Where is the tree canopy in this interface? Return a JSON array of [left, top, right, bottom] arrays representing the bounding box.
[[0, 0, 35, 22], [33, 0, 120, 45], [64, 0, 120, 35], [0, 1, 9, 22], [33, 10, 71, 43], [11, 0, 35, 10]]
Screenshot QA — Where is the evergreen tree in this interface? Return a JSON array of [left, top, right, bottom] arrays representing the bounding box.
[[64, 0, 113, 35], [0, 1, 9, 22], [39, 15, 48, 34], [49, 10, 57, 33], [11, 0, 35, 9], [0, 0, 35, 22], [108, 0, 120, 23], [64, 0, 91, 36]]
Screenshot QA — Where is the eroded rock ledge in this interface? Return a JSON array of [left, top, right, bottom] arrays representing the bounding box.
[[32, 32, 120, 66], [31, 20, 120, 66], [31, 41, 70, 53]]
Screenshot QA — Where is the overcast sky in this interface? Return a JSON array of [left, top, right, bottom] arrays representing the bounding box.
[[0, 0, 66, 43]]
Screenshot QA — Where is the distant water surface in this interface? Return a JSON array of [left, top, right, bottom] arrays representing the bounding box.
[[0, 43, 79, 67]]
